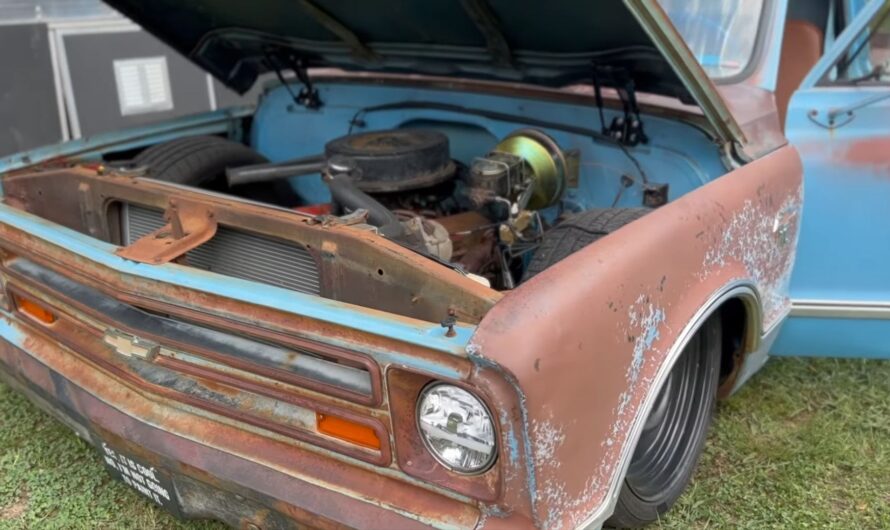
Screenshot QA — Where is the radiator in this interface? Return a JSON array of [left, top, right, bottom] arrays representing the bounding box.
[[122, 203, 321, 295]]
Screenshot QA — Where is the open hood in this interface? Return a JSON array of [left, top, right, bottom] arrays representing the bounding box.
[[103, 0, 746, 147]]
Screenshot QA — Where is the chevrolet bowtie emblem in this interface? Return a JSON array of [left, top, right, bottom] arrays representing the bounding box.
[[103, 330, 159, 360]]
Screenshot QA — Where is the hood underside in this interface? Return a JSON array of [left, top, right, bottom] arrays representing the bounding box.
[[103, 0, 695, 101]]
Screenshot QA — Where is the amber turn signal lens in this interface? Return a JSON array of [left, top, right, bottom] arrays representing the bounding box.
[[13, 293, 56, 324], [316, 413, 381, 450]]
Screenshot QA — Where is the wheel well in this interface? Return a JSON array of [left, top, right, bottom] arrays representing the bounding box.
[[715, 297, 756, 398]]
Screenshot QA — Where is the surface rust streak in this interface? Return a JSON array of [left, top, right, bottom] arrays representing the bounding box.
[[11, 302, 392, 465], [0, 328, 480, 529], [0, 230, 473, 381], [471, 145, 802, 528], [3, 167, 501, 324]]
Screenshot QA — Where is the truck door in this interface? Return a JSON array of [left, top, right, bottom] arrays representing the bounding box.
[[773, 0, 890, 358]]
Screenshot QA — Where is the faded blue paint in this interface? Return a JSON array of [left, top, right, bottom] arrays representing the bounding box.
[[0, 204, 472, 371], [773, 1, 890, 359], [465, 345, 537, 506], [250, 83, 726, 210], [498, 409, 520, 466], [782, 90, 890, 303], [773, 317, 890, 359], [0, 315, 27, 347], [0, 107, 254, 177]]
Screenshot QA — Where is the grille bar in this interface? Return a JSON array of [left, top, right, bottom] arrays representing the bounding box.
[[122, 203, 321, 295], [8, 258, 372, 399]]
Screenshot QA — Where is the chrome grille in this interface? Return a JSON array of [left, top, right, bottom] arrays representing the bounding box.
[[122, 203, 321, 295]]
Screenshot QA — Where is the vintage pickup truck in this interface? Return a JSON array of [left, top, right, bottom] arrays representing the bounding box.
[[0, 0, 887, 528]]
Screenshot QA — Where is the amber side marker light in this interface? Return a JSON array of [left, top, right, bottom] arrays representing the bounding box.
[[316, 412, 381, 450], [13, 293, 56, 324]]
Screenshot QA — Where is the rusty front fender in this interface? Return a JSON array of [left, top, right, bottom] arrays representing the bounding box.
[[470, 145, 803, 529]]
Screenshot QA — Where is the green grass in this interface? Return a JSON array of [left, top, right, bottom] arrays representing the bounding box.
[[1, 358, 889, 529], [660, 358, 890, 529]]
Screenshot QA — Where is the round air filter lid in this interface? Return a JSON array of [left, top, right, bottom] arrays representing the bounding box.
[[324, 129, 455, 192]]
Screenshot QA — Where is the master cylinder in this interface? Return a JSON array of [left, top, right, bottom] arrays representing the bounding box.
[[467, 128, 574, 211]]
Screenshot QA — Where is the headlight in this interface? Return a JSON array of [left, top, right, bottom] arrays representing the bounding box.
[[416, 383, 497, 474]]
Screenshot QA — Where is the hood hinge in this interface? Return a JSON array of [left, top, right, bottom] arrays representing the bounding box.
[[591, 64, 648, 147], [266, 51, 323, 110]]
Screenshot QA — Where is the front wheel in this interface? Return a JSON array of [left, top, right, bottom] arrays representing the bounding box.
[[607, 316, 721, 528]]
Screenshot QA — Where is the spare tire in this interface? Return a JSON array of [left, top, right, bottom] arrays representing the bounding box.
[[134, 135, 267, 187], [134, 136, 301, 206], [524, 208, 651, 281]]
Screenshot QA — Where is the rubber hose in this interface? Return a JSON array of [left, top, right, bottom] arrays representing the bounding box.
[[326, 172, 405, 239]]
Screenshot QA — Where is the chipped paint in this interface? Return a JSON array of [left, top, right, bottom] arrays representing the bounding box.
[[700, 185, 802, 326], [531, 417, 566, 465], [527, 293, 670, 530], [538, 475, 600, 530], [466, 343, 538, 507], [469, 146, 802, 529], [530, 417, 587, 530], [625, 295, 667, 404], [596, 294, 668, 508], [499, 410, 520, 463], [610, 295, 667, 442]]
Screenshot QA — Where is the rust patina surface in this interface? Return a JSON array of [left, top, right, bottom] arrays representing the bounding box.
[[470, 146, 802, 528], [0, 0, 810, 526], [0, 99, 804, 530], [2, 167, 502, 325]]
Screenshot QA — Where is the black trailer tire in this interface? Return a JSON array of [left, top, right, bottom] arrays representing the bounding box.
[[524, 208, 651, 281], [606, 316, 721, 528]]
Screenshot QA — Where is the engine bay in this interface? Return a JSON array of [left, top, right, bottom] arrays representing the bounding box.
[[222, 126, 579, 289], [0, 81, 729, 324]]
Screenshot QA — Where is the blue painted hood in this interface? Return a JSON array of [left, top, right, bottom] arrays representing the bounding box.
[[103, 0, 695, 101]]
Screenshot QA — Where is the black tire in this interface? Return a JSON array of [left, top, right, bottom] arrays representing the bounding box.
[[524, 208, 651, 281], [134, 136, 301, 206], [134, 135, 267, 187], [524, 207, 718, 528], [607, 317, 721, 528]]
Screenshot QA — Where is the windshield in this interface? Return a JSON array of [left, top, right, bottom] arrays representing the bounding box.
[[658, 0, 766, 79]]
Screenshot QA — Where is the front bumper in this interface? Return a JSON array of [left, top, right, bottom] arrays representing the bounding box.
[[0, 313, 494, 530]]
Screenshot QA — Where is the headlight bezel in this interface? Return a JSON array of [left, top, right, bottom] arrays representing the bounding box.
[[415, 381, 499, 475]]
